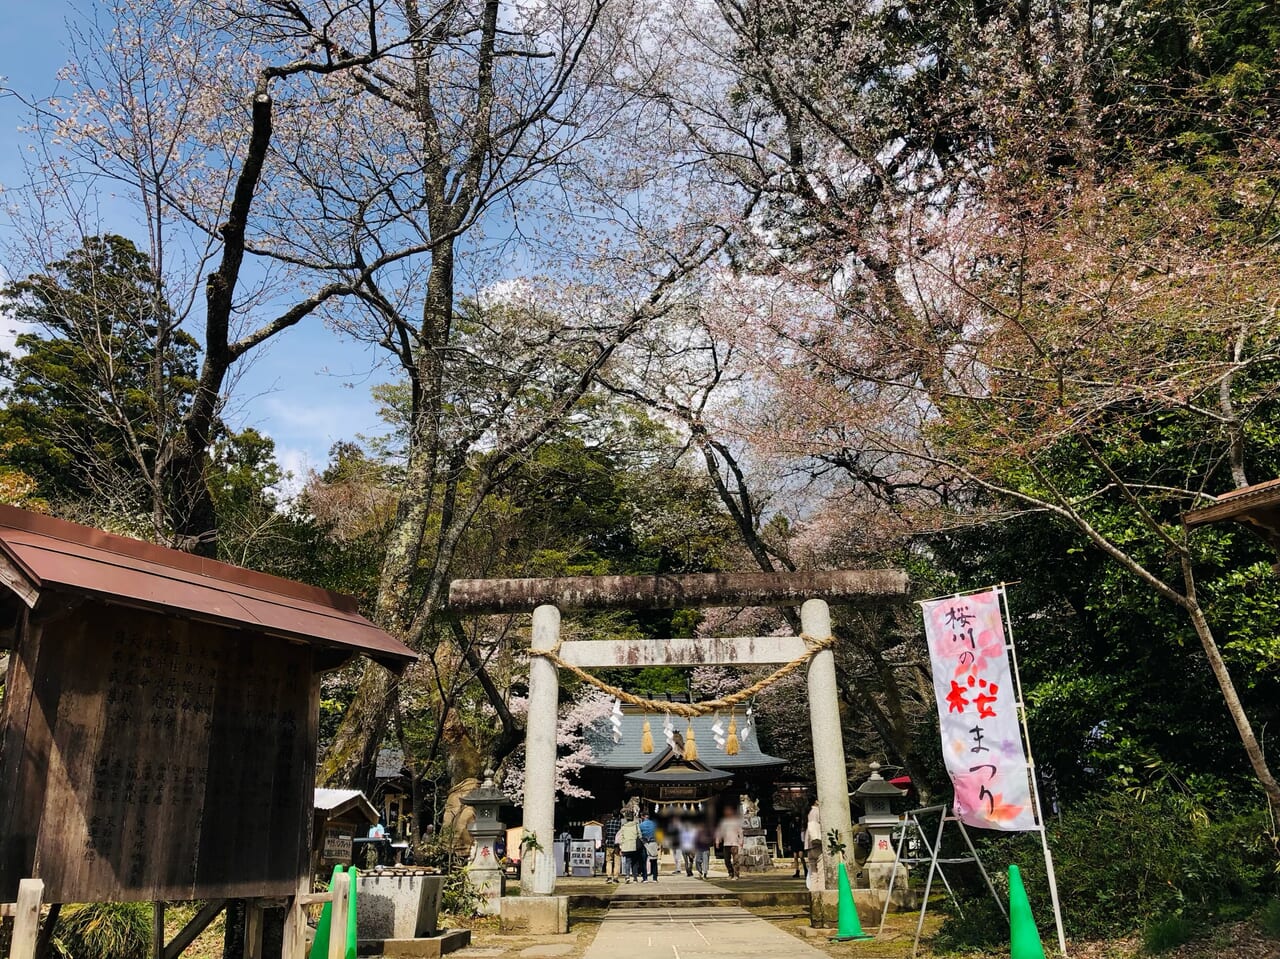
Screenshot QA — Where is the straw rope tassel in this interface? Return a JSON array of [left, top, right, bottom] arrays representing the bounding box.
[[641, 717, 654, 754], [684, 723, 698, 761], [726, 711, 740, 756]]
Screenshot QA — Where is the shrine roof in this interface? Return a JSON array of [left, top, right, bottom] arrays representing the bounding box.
[[1183, 477, 1280, 528], [625, 746, 733, 785], [585, 708, 786, 770], [0, 505, 415, 671]]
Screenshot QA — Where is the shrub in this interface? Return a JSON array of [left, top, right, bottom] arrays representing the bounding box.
[[1142, 916, 1195, 952], [934, 790, 1275, 948], [1260, 899, 1280, 939], [440, 870, 485, 919], [53, 902, 151, 959], [929, 894, 1008, 953]]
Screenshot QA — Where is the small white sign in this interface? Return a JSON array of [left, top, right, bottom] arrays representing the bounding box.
[[570, 840, 595, 876]]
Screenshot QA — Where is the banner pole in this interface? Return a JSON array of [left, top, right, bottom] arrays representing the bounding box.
[[914, 580, 1023, 606], [999, 584, 1068, 957]]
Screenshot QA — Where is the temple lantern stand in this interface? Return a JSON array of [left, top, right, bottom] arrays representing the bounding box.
[[461, 770, 508, 914], [854, 762, 908, 900]]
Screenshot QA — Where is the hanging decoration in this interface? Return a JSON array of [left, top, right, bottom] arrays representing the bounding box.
[[610, 698, 624, 744], [663, 712, 675, 747], [684, 723, 698, 761], [641, 716, 654, 754], [725, 710, 741, 756], [711, 713, 726, 750], [740, 703, 754, 743]]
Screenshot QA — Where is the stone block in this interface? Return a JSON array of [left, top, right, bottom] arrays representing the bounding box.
[[356, 929, 471, 958], [499, 895, 569, 935], [357, 872, 446, 939], [809, 890, 840, 928]]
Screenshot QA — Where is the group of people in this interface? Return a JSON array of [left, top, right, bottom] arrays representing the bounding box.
[[599, 807, 746, 882]]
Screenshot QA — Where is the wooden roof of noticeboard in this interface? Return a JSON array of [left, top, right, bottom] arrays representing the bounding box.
[[315, 788, 380, 825], [0, 505, 415, 670]]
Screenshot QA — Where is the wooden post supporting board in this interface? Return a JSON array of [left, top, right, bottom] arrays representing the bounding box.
[[152, 902, 164, 959], [161, 900, 226, 959], [9, 878, 43, 959], [327, 873, 350, 959], [244, 901, 264, 959], [281, 881, 310, 959]]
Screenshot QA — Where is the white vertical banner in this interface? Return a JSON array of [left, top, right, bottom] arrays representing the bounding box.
[[922, 588, 1037, 831]]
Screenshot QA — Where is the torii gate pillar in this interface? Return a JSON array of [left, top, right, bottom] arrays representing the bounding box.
[[520, 604, 560, 895], [803, 599, 854, 887]]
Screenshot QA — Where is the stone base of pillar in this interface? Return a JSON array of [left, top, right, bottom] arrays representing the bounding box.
[[809, 886, 916, 928], [499, 895, 569, 935]]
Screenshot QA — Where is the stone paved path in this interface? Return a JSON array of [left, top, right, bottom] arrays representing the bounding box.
[[582, 875, 827, 959], [582, 906, 828, 959]]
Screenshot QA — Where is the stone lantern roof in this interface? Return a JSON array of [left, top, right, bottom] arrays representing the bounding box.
[[852, 762, 907, 800], [462, 769, 509, 808]]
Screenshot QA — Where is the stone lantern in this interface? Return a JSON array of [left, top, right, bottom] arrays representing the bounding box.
[[853, 762, 907, 896], [462, 769, 508, 913]]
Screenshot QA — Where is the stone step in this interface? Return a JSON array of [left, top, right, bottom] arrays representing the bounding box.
[[608, 897, 739, 909]]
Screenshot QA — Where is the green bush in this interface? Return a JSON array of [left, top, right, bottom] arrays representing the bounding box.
[[1142, 916, 1195, 952], [440, 869, 484, 918], [929, 894, 1008, 952], [53, 902, 151, 959], [935, 790, 1275, 948], [1260, 899, 1280, 939]]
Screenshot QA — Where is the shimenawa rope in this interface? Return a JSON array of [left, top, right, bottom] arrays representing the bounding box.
[[533, 633, 835, 718]]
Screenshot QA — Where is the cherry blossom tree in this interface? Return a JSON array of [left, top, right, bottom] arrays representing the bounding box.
[[501, 690, 615, 800]]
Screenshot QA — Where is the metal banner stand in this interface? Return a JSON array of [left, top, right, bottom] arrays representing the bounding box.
[[877, 803, 1005, 958], [1000, 584, 1069, 957]]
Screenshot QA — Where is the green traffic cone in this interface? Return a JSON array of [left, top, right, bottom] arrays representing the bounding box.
[[1009, 864, 1047, 959], [310, 865, 344, 959], [830, 861, 873, 941], [346, 866, 359, 959]]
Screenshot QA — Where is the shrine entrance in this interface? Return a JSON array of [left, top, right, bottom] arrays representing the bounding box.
[[448, 570, 910, 896]]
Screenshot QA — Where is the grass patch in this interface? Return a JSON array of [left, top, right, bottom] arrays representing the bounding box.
[[1142, 916, 1195, 953], [1259, 899, 1280, 939]]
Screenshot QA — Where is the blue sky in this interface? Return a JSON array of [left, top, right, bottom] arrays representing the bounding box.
[[0, 1, 391, 486]]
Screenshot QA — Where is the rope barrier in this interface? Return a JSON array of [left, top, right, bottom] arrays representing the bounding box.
[[532, 633, 835, 718]]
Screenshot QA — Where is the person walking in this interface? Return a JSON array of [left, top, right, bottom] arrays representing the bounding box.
[[617, 811, 642, 883], [603, 810, 622, 882], [695, 819, 713, 879], [638, 811, 659, 882], [716, 807, 744, 880], [679, 818, 699, 876]]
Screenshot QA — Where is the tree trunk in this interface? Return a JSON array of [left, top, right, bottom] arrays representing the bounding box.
[[321, 243, 456, 787], [1185, 598, 1280, 819], [319, 666, 395, 790]]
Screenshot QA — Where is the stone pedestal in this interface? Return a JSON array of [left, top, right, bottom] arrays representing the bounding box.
[[499, 895, 569, 934], [356, 872, 446, 939]]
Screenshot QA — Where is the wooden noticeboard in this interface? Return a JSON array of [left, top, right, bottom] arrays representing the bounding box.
[[0, 602, 318, 904], [322, 830, 353, 863]]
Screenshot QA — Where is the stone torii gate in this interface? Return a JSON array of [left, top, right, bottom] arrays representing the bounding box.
[[449, 570, 910, 898]]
